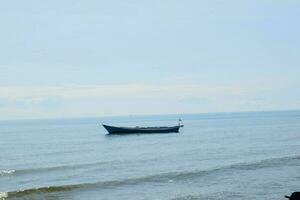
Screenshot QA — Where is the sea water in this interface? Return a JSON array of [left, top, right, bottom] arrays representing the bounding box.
[[0, 111, 299, 200]]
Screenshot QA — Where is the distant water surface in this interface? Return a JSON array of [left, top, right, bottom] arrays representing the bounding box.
[[0, 111, 300, 200]]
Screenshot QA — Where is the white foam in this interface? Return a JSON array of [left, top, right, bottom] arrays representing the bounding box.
[[0, 192, 8, 199], [0, 170, 15, 176]]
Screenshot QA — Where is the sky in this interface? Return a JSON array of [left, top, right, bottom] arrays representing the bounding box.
[[0, 0, 300, 120]]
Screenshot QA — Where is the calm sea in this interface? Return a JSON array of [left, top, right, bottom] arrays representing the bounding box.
[[0, 111, 299, 200]]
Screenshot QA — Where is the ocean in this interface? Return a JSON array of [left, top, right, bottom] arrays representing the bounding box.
[[0, 111, 299, 200]]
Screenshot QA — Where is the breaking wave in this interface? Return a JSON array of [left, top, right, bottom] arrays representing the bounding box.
[[0, 192, 8, 199], [0, 170, 15, 176]]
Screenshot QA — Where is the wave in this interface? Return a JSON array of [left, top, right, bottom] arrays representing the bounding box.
[[0, 192, 8, 199], [0, 170, 15, 176], [7, 157, 159, 176], [12, 154, 298, 177], [227, 155, 300, 171], [2, 155, 299, 199], [5, 160, 120, 176], [168, 192, 244, 200], [169, 195, 201, 200], [4, 183, 95, 199]]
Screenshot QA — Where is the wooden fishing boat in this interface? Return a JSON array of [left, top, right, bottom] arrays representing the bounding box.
[[102, 120, 183, 134]]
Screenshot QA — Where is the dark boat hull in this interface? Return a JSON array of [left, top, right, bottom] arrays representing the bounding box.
[[102, 124, 182, 134]]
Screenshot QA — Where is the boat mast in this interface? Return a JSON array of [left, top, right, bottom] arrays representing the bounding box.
[[178, 118, 182, 126]]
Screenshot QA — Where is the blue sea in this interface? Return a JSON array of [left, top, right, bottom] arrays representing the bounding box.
[[1, 111, 300, 200]]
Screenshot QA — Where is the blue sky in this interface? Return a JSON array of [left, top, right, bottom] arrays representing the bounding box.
[[0, 0, 299, 119]]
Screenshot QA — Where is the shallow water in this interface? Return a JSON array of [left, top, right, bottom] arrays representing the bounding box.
[[1, 111, 300, 199]]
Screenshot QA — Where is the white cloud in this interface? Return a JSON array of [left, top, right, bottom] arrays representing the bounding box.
[[0, 83, 286, 119], [0, 83, 259, 99]]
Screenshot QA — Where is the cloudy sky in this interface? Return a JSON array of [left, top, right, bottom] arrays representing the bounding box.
[[0, 0, 299, 120]]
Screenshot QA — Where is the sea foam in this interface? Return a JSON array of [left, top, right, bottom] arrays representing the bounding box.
[[0, 192, 8, 199], [0, 170, 15, 176]]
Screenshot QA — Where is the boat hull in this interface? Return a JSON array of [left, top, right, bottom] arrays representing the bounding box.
[[102, 124, 181, 134]]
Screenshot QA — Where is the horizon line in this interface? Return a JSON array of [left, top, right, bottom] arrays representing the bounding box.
[[1, 108, 299, 122]]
